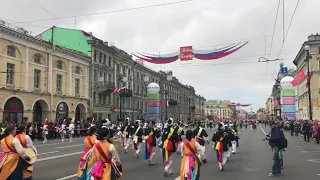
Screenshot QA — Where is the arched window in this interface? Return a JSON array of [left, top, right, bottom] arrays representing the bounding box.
[[57, 60, 63, 69], [75, 66, 81, 74], [7, 46, 16, 57]]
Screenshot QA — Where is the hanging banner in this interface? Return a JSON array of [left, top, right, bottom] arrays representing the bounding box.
[[180, 46, 193, 61], [132, 41, 248, 64]]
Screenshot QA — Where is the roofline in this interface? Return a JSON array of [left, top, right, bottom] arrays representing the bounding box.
[[293, 39, 320, 65]]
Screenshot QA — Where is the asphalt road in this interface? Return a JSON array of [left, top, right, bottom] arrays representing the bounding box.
[[29, 126, 320, 180]]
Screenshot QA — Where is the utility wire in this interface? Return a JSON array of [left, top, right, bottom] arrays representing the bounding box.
[[29, 0, 57, 18], [12, 0, 192, 24], [270, 0, 300, 78], [260, 0, 281, 98]]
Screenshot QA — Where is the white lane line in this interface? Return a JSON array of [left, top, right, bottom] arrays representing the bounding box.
[[38, 151, 60, 156], [56, 174, 77, 180], [37, 151, 82, 162], [174, 176, 180, 180], [56, 144, 83, 149], [35, 141, 77, 147], [307, 159, 320, 163], [259, 124, 267, 135]]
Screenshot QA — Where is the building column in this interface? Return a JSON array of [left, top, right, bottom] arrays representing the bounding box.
[[24, 47, 29, 91], [85, 66, 89, 99], [48, 54, 53, 94], [68, 61, 72, 96]]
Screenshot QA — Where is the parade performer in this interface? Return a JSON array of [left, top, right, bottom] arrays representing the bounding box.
[[120, 118, 132, 154], [69, 118, 75, 142], [180, 130, 201, 180], [144, 121, 161, 166], [77, 126, 97, 180], [175, 121, 185, 154], [230, 124, 239, 154], [0, 125, 29, 179], [87, 126, 122, 180], [212, 124, 234, 171], [15, 125, 38, 180], [42, 119, 49, 143], [131, 120, 143, 158], [60, 119, 67, 142], [193, 121, 208, 163], [161, 118, 178, 177], [90, 118, 96, 128]]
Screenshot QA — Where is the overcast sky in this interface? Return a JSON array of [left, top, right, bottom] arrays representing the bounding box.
[[0, 0, 318, 111]]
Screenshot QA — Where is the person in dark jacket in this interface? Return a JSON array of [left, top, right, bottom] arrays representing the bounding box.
[[267, 121, 287, 176], [302, 120, 311, 142], [212, 124, 234, 171]]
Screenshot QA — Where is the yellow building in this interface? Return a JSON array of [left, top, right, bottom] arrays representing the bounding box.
[[293, 34, 320, 120], [265, 97, 274, 119], [0, 25, 90, 124], [205, 100, 234, 119]]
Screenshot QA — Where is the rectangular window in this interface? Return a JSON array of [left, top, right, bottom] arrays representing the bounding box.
[[6, 63, 15, 85], [75, 78, 80, 95], [94, 70, 97, 82], [108, 56, 112, 67], [93, 92, 96, 104], [56, 74, 62, 93], [34, 69, 41, 89], [99, 53, 102, 63], [103, 54, 106, 64]]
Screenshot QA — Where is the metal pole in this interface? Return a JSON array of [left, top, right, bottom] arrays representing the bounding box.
[[119, 96, 122, 120], [188, 97, 191, 123], [165, 90, 168, 120], [307, 53, 313, 120]]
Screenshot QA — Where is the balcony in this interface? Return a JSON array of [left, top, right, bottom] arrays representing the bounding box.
[[96, 81, 115, 94]]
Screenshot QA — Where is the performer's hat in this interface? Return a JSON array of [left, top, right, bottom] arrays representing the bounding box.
[[102, 119, 111, 127], [135, 120, 141, 124]]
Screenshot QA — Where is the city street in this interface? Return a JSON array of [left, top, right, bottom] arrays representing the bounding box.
[[27, 126, 320, 180]]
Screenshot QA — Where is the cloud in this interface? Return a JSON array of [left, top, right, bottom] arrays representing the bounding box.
[[1, 0, 319, 110]]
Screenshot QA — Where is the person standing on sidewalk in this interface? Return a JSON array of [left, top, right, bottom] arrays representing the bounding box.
[[302, 120, 311, 142], [267, 121, 287, 176]]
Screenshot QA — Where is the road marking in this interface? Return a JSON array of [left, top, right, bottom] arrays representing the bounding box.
[[300, 150, 308, 153], [307, 159, 320, 163], [35, 141, 77, 147], [317, 174, 320, 176], [259, 124, 266, 135], [174, 176, 180, 180], [37, 151, 82, 162], [38, 151, 59, 156], [296, 145, 301, 147], [56, 174, 77, 180], [56, 144, 83, 149]]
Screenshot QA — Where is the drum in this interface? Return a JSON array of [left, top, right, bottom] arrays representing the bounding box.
[[23, 148, 37, 171], [113, 139, 122, 152]]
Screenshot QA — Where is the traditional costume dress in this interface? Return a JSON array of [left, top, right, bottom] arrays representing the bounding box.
[[180, 139, 201, 180], [230, 124, 239, 154], [77, 134, 96, 180], [212, 126, 234, 171], [193, 123, 208, 163], [144, 122, 161, 165], [161, 119, 178, 177], [69, 120, 75, 142], [15, 132, 37, 180], [87, 139, 122, 180], [175, 121, 185, 154], [60, 119, 67, 142], [0, 134, 27, 179], [42, 119, 49, 143], [120, 119, 132, 154], [131, 120, 143, 158]]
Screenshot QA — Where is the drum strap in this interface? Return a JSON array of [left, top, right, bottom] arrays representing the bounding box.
[[95, 143, 111, 164], [16, 134, 27, 148], [4, 137, 17, 153], [87, 136, 94, 147]]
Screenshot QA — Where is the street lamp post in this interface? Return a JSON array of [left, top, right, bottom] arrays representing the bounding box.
[[188, 96, 191, 123], [164, 89, 169, 121], [304, 45, 313, 120]]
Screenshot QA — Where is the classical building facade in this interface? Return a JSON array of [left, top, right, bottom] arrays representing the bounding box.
[[293, 34, 320, 120], [38, 26, 205, 122], [265, 97, 274, 120], [205, 100, 234, 119], [0, 24, 90, 124]]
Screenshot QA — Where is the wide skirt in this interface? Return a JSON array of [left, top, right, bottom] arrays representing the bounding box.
[[8, 158, 24, 180]]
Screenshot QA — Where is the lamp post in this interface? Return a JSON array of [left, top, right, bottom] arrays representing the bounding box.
[[188, 96, 191, 123], [164, 89, 169, 120], [304, 45, 313, 120]]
